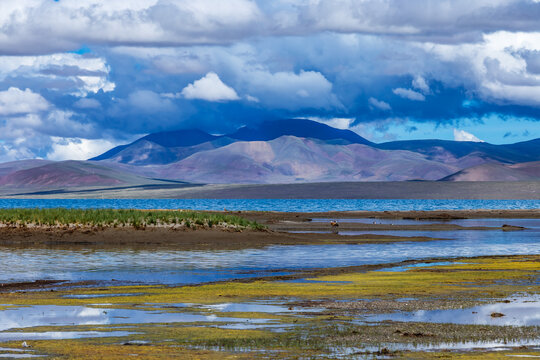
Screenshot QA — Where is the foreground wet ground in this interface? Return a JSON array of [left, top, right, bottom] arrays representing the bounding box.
[[0, 214, 539, 358]]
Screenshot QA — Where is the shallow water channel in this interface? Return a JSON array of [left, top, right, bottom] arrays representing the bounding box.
[[0, 302, 296, 341], [0, 218, 539, 285], [363, 295, 540, 326]]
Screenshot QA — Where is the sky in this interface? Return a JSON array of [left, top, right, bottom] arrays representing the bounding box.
[[1, 0, 540, 161]]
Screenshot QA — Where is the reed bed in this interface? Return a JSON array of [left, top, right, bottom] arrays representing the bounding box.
[[0, 208, 265, 230]]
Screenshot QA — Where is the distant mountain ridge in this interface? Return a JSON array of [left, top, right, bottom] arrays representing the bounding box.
[[147, 136, 458, 183], [90, 119, 373, 165], [229, 119, 372, 145], [1, 118, 538, 189], [377, 138, 540, 164], [92, 119, 540, 168]]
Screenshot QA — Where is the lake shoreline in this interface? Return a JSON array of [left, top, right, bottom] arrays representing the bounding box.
[[4, 181, 540, 199], [228, 208, 540, 220], [0, 209, 535, 249]]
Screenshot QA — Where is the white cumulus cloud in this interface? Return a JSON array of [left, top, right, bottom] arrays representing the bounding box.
[[453, 128, 485, 142], [0, 87, 50, 115], [181, 72, 240, 102], [308, 117, 355, 130], [47, 137, 121, 161]]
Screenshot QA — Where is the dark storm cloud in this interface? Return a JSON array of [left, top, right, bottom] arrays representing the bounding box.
[[1, 0, 540, 160]]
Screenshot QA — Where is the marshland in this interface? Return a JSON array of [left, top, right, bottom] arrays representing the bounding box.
[[0, 203, 538, 359]]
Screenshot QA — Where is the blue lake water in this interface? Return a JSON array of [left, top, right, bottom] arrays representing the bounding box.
[[1, 221, 539, 285], [0, 199, 538, 212]]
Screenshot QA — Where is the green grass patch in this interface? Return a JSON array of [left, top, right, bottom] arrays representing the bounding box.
[[0, 208, 266, 230]]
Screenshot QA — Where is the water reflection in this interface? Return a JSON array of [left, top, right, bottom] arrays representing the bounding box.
[[0, 218, 538, 285], [1, 234, 540, 285], [363, 295, 540, 326], [0, 331, 131, 342], [0, 305, 276, 333], [312, 218, 540, 228]]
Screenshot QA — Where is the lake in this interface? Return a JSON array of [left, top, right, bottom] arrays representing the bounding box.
[[0, 199, 539, 212]]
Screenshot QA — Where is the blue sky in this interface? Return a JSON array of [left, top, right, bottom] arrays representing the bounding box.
[[1, 0, 540, 161]]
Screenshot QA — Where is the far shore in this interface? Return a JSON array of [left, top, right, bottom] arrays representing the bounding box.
[[2, 181, 540, 199], [226, 208, 540, 221]]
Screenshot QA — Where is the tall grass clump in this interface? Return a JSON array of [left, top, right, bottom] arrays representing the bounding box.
[[0, 208, 266, 230]]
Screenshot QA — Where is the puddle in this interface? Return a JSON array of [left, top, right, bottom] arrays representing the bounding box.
[[62, 293, 137, 299], [0, 347, 43, 359], [311, 218, 540, 228], [200, 302, 294, 313], [0, 305, 283, 335], [218, 323, 295, 331], [279, 278, 353, 284], [0, 355, 44, 359], [0, 331, 132, 342], [337, 342, 540, 357], [363, 295, 540, 326], [198, 301, 323, 315], [375, 261, 459, 272], [384, 340, 540, 352], [0, 348, 26, 352]]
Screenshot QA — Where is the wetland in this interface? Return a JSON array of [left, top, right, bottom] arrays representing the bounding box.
[[0, 207, 538, 359]]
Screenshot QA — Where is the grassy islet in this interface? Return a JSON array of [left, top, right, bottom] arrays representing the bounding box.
[[0, 208, 266, 230]]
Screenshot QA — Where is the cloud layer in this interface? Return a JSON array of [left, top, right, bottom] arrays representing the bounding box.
[[1, 0, 540, 160]]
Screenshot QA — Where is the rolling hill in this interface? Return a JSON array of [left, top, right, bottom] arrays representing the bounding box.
[[442, 161, 540, 181], [0, 161, 164, 189]]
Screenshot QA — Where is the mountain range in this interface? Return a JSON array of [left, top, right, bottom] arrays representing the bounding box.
[[1, 119, 539, 190]]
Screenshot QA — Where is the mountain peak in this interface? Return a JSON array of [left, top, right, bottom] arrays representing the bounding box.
[[229, 119, 372, 145], [141, 129, 218, 148]]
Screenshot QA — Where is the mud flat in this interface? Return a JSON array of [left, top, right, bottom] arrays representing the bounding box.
[[0, 226, 443, 249]]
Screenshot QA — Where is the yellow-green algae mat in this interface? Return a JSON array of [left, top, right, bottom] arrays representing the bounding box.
[[0, 255, 538, 359], [3, 255, 538, 306]]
